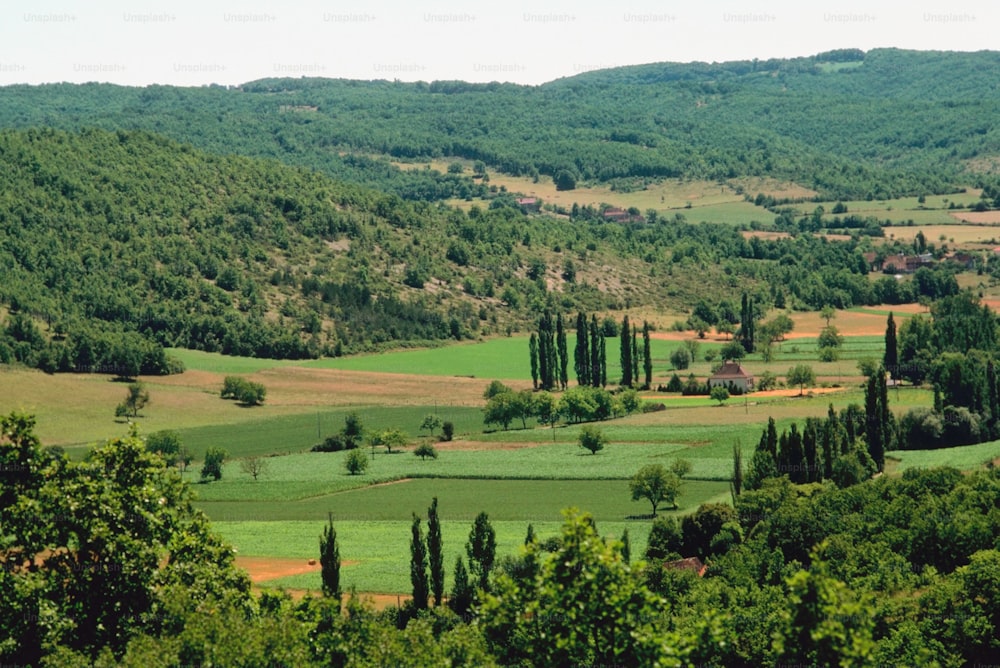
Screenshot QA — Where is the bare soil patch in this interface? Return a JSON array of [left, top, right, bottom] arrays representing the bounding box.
[[950, 211, 1000, 224], [434, 438, 552, 452], [741, 230, 791, 241]]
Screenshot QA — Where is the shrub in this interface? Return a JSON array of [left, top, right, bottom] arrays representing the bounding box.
[[200, 447, 227, 482], [670, 348, 692, 370], [441, 421, 455, 441], [414, 443, 438, 460], [578, 425, 607, 455], [345, 448, 369, 475], [641, 402, 667, 413]]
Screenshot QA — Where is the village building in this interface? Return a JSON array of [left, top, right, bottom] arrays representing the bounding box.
[[708, 361, 754, 394]]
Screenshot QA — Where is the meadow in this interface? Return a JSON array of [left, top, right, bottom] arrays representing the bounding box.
[[0, 304, 991, 598]]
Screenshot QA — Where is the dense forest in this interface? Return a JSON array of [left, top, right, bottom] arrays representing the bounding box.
[[2, 49, 999, 200], [3, 412, 1000, 666], [0, 128, 965, 371]]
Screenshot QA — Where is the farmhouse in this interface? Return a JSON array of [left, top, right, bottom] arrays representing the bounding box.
[[516, 197, 540, 213], [708, 361, 754, 393], [601, 206, 645, 223], [663, 556, 708, 577]]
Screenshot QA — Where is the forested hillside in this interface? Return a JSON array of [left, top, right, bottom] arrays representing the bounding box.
[[0, 127, 966, 370], [2, 49, 999, 200]]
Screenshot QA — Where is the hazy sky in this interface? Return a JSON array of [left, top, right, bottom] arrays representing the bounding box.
[[1, 0, 994, 87]]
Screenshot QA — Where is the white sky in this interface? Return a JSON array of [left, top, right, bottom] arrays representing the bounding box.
[[0, 0, 995, 87]]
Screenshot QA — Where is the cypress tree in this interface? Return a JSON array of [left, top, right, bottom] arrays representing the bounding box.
[[620, 314, 632, 387], [544, 312, 558, 391], [528, 333, 539, 390], [884, 312, 898, 379], [590, 315, 601, 388], [556, 312, 568, 390], [410, 513, 429, 610], [427, 497, 444, 607], [449, 556, 473, 617], [621, 528, 631, 564], [537, 315, 550, 391], [319, 513, 341, 603], [599, 334, 607, 387], [631, 325, 640, 386], [467, 511, 496, 594], [575, 311, 590, 386], [865, 369, 885, 473], [642, 320, 652, 388]]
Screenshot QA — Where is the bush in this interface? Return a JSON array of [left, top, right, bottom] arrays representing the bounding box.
[[414, 443, 438, 460], [578, 425, 607, 455], [665, 373, 683, 392], [345, 448, 369, 475], [221, 376, 266, 405], [200, 447, 227, 482], [312, 435, 348, 452], [441, 421, 454, 441], [641, 402, 667, 413], [670, 348, 692, 371]]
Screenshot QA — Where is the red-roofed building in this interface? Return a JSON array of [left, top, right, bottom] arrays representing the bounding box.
[[708, 361, 754, 393], [516, 197, 540, 213], [663, 557, 708, 577]]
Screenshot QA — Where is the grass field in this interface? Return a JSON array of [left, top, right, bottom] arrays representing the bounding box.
[[4, 301, 993, 597], [217, 518, 656, 594]]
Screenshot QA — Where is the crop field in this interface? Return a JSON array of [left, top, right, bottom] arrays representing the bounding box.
[[1, 303, 990, 598]]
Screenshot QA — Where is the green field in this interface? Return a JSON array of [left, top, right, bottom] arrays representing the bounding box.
[[217, 518, 656, 594], [5, 315, 992, 597]]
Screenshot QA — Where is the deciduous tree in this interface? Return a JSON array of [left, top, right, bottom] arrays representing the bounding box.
[[630, 464, 682, 515]]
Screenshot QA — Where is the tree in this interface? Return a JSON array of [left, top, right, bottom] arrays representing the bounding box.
[[620, 314, 633, 386], [534, 391, 558, 432], [554, 169, 577, 191], [483, 379, 512, 400], [478, 510, 691, 667], [590, 314, 602, 388], [441, 421, 454, 442], [731, 441, 744, 498], [483, 390, 517, 430], [670, 347, 692, 370], [528, 333, 539, 389], [119, 382, 150, 418], [574, 311, 591, 386], [414, 442, 438, 460], [884, 312, 898, 378], [343, 411, 364, 446], [642, 321, 652, 388], [239, 455, 268, 481], [320, 513, 342, 602], [670, 458, 693, 479], [740, 292, 756, 353], [449, 556, 474, 617], [578, 425, 607, 454], [645, 515, 683, 561], [200, 447, 227, 481], [820, 305, 836, 327], [427, 497, 445, 607], [710, 385, 730, 406], [786, 364, 816, 396], [374, 427, 409, 454], [630, 464, 682, 515], [410, 514, 429, 610], [556, 312, 569, 390], [721, 339, 746, 361], [344, 448, 368, 475], [146, 429, 181, 465], [818, 325, 843, 351], [419, 413, 442, 437], [467, 511, 497, 594]]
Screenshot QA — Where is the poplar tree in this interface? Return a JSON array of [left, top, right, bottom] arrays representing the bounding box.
[[410, 513, 429, 610], [320, 513, 341, 603], [575, 311, 590, 386], [427, 497, 445, 607], [884, 312, 898, 379], [556, 312, 569, 390], [642, 320, 652, 388], [590, 314, 602, 388], [620, 314, 632, 387], [529, 333, 539, 390]]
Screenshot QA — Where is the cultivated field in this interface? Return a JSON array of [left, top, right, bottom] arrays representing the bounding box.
[[2, 304, 994, 598]]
